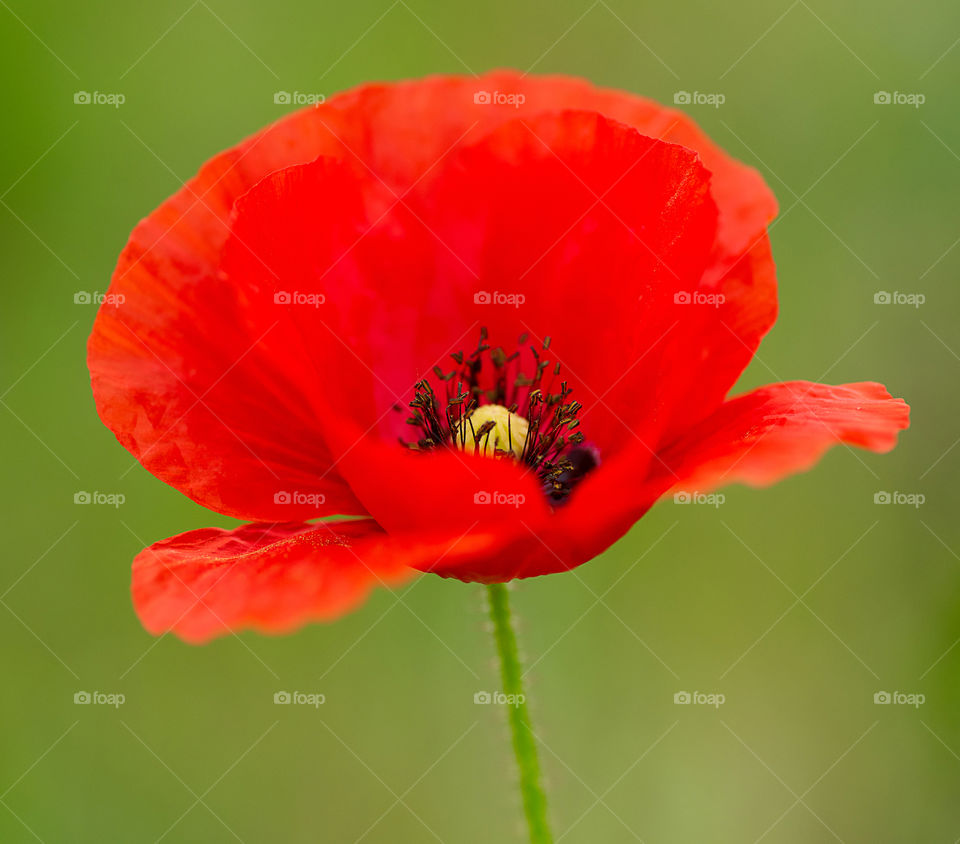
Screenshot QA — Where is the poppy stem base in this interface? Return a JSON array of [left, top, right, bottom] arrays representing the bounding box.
[[485, 582, 553, 844]]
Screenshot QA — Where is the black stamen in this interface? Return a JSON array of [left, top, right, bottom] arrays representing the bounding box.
[[400, 328, 595, 504]]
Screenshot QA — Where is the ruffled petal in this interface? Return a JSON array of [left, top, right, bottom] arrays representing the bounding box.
[[131, 519, 423, 643], [88, 141, 367, 521], [657, 233, 778, 435], [653, 381, 910, 490], [273, 69, 776, 257], [88, 290, 366, 520]]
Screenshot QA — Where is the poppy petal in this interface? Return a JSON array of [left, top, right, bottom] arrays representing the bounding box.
[[88, 294, 365, 520], [87, 147, 372, 522], [274, 69, 776, 257], [654, 381, 910, 490], [418, 380, 910, 582], [131, 519, 423, 643], [405, 442, 665, 582], [657, 232, 778, 436], [220, 111, 718, 472]]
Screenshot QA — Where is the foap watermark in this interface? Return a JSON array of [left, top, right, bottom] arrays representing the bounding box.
[[74, 491, 125, 508], [74, 90, 125, 108], [473, 90, 525, 108], [674, 90, 725, 108], [474, 490, 525, 508], [274, 290, 325, 307], [874, 690, 925, 708], [874, 91, 925, 108], [674, 291, 725, 308], [474, 290, 525, 308], [74, 691, 125, 708], [274, 490, 326, 507], [674, 690, 725, 708], [674, 490, 725, 508], [273, 691, 325, 708], [74, 290, 124, 307], [474, 691, 526, 707], [874, 290, 924, 308], [874, 490, 925, 508], [274, 91, 325, 106]]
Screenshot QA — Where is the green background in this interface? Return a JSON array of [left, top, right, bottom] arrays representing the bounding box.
[[2, 0, 957, 840]]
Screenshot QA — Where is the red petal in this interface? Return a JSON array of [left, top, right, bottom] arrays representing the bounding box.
[[315, 72, 778, 442], [87, 148, 368, 520], [417, 380, 909, 582], [658, 233, 778, 435], [419, 380, 910, 582], [221, 111, 718, 464], [402, 110, 721, 456], [654, 381, 910, 490], [406, 443, 665, 582], [88, 299, 364, 519], [276, 69, 775, 257], [132, 519, 422, 643]]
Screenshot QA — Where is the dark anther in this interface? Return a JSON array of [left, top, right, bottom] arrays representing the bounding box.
[[398, 328, 597, 505]]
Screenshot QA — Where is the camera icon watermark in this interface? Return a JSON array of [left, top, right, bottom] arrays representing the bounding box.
[[874, 690, 925, 708], [674, 690, 725, 708], [873, 91, 925, 108], [473, 90, 525, 108], [273, 690, 325, 707], [74, 690, 125, 708], [74, 290, 125, 307], [273, 490, 326, 507], [273, 91, 325, 106], [874, 490, 925, 508], [74, 490, 126, 508], [474, 690, 525, 706], [474, 490, 525, 508], [673, 290, 725, 307], [473, 290, 525, 308], [673, 90, 725, 108], [274, 290, 325, 307], [74, 90, 126, 108], [873, 290, 924, 308], [673, 490, 725, 508]]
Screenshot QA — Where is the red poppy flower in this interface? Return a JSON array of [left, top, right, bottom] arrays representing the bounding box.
[[88, 70, 909, 643]]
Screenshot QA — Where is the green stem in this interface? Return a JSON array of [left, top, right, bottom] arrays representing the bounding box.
[[485, 582, 553, 844]]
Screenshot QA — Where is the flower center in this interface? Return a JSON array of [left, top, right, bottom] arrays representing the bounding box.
[[458, 404, 529, 458], [400, 328, 597, 504]]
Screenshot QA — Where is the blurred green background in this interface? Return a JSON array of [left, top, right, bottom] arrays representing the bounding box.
[[2, 0, 958, 840]]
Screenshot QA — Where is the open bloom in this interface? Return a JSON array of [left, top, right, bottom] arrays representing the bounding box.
[[88, 71, 909, 643]]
